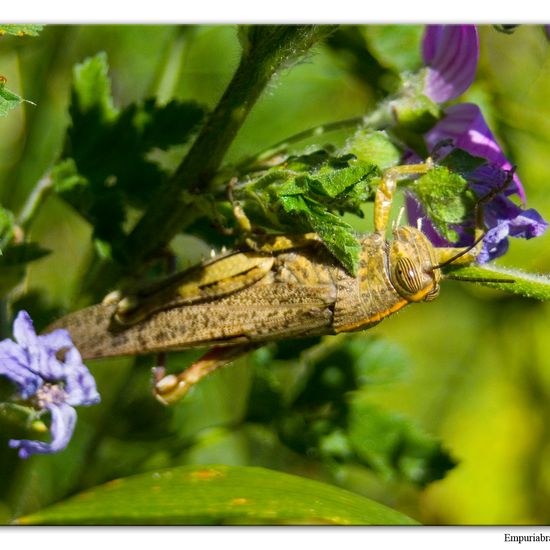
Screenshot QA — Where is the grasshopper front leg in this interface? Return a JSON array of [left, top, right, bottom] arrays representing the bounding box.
[[153, 343, 260, 405], [375, 159, 434, 235]]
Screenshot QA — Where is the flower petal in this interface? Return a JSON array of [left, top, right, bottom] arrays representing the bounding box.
[[38, 328, 75, 352], [0, 338, 43, 398], [470, 195, 547, 263], [425, 103, 526, 202], [477, 224, 510, 264], [8, 403, 77, 459], [64, 348, 100, 406], [12, 310, 38, 348], [423, 25, 479, 102]]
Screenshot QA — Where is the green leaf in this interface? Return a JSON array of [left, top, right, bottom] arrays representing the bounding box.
[[414, 166, 476, 241], [239, 151, 378, 274], [15, 464, 417, 525], [439, 148, 487, 176], [345, 130, 401, 170], [59, 53, 206, 260], [275, 194, 361, 274], [0, 242, 50, 266], [347, 399, 456, 486], [71, 53, 118, 121], [0, 243, 51, 296], [0, 81, 23, 117], [0, 24, 43, 37], [445, 264, 550, 301], [362, 25, 425, 73]]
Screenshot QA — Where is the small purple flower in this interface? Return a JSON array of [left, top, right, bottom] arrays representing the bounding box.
[[405, 25, 548, 262], [0, 311, 100, 459]]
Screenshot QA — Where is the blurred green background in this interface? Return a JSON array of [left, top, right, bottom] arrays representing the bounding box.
[[0, 24, 549, 525]]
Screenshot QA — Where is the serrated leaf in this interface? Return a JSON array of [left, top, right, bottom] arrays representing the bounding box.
[[16, 464, 417, 525], [59, 53, 206, 260], [240, 151, 379, 274], [276, 193, 361, 274], [347, 399, 456, 486], [0, 24, 43, 37], [307, 163, 377, 199], [71, 53, 117, 121], [414, 166, 476, 241], [0, 82, 23, 117], [305, 202, 361, 275]]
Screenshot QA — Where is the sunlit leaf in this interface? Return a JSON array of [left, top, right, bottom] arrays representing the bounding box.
[[0, 81, 23, 117], [0, 25, 43, 37], [16, 464, 417, 525]]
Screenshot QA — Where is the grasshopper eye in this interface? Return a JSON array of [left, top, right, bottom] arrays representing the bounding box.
[[392, 257, 424, 296]]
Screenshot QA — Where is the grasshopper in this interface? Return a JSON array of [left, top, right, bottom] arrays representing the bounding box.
[[49, 160, 494, 405]]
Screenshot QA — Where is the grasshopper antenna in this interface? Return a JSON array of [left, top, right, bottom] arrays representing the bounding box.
[[432, 232, 486, 270], [444, 274, 516, 284]]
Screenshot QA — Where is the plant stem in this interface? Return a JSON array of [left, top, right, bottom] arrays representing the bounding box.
[[16, 172, 53, 232], [235, 107, 394, 174], [122, 25, 338, 270]]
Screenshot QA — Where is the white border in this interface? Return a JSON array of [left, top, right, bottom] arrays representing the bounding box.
[[1, 0, 550, 24]]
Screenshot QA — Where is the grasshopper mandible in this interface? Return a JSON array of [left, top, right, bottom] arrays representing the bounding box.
[[49, 160, 488, 405]]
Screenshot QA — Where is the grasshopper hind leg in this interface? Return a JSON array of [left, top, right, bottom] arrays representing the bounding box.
[[153, 343, 260, 405]]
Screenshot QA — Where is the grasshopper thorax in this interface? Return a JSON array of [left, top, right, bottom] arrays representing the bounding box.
[[388, 226, 440, 302]]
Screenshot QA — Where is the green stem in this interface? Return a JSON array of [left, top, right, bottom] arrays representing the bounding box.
[[122, 25, 338, 270], [446, 264, 550, 301], [83, 26, 339, 300], [16, 172, 53, 232], [235, 107, 394, 174]]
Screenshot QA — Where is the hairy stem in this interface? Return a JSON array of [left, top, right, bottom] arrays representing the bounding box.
[[123, 25, 337, 269]]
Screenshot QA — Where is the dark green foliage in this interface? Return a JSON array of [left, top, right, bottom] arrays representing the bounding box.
[[0, 244, 50, 298], [246, 336, 456, 487], [55, 54, 206, 261]]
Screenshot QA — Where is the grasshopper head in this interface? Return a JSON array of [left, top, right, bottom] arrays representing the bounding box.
[[388, 226, 441, 302]]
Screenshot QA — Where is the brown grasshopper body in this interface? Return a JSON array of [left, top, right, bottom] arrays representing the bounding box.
[[49, 161, 481, 404], [50, 226, 440, 360]]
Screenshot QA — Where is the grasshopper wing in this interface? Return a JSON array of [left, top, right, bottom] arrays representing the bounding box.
[[112, 250, 276, 325], [48, 245, 340, 359], [50, 280, 337, 359]]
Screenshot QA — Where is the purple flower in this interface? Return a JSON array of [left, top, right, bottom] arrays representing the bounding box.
[[425, 103, 525, 201], [423, 25, 479, 103], [406, 25, 548, 262], [0, 311, 100, 459]]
